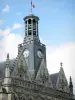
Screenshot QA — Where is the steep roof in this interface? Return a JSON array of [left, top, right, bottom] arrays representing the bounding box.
[[50, 72, 59, 87], [35, 59, 53, 87]]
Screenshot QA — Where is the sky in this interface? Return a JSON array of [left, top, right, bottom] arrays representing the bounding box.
[[0, 0, 75, 94]]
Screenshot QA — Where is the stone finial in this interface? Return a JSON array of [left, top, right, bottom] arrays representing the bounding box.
[[7, 53, 9, 59], [70, 76, 72, 82], [69, 76, 73, 94], [6, 53, 10, 66], [70, 76, 73, 86], [60, 61, 63, 67]]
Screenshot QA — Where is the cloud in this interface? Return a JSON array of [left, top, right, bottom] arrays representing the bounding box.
[[0, 23, 23, 37], [47, 43, 75, 76], [3, 33, 23, 59], [0, 31, 23, 61], [46, 42, 75, 94], [2, 4, 9, 13], [0, 27, 23, 60], [12, 23, 23, 30], [0, 28, 11, 37]]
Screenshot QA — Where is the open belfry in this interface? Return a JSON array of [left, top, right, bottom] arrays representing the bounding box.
[[0, 1, 75, 100]]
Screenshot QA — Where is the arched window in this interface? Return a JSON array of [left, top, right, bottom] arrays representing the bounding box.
[[33, 19, 36, 24], [28, 19, 31, 24], [33, 19, 36, 35]]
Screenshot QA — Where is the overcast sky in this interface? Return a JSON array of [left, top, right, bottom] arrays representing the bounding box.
[[0, 0, 75, 94]]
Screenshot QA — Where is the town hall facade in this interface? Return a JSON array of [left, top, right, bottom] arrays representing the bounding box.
[[0, 12, 74, 100]]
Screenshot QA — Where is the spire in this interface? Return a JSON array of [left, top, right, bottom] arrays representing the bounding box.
[[5, 53, 10, 77], [56, 62, 70, 93], [7, 53, 9, 59], [59, 62, 64, 74], [3, 53, 12, 92], [70, 76, 72, 84], [69, 76, 73, 94]]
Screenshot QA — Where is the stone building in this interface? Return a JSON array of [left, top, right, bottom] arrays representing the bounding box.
[[0, 12, 75, 100]]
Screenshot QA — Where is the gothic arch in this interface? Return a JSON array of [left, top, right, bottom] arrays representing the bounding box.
[[28, 19, 31, 24], [33, 19, 36, 24]]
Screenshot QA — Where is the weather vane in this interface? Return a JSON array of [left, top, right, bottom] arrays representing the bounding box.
[[30, 0, 35, 14]]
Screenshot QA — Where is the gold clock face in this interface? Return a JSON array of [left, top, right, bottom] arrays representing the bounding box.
[[23, 50, 29, 58], [37, 50, 43, 58]]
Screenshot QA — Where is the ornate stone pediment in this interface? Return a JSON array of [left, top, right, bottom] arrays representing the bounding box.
[[11, 55, 31, 81], [35, 59, 53, 87], [56, 67, 69, 93]]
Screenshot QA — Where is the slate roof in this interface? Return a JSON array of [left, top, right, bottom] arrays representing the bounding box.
[[50, 72, 59, 87]]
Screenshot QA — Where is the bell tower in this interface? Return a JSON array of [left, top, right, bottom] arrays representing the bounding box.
[[23, 14, 40, 43], [18, 8, 46, 79]]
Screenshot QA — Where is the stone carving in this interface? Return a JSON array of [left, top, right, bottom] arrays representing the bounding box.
[[35, 59, 53, 87], [56, 67, 69, 93]]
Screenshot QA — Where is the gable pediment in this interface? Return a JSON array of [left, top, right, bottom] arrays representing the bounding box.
[[56, 67, 69, 93], [35, 59, 53, 87], [12, 55, 31, 81]]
